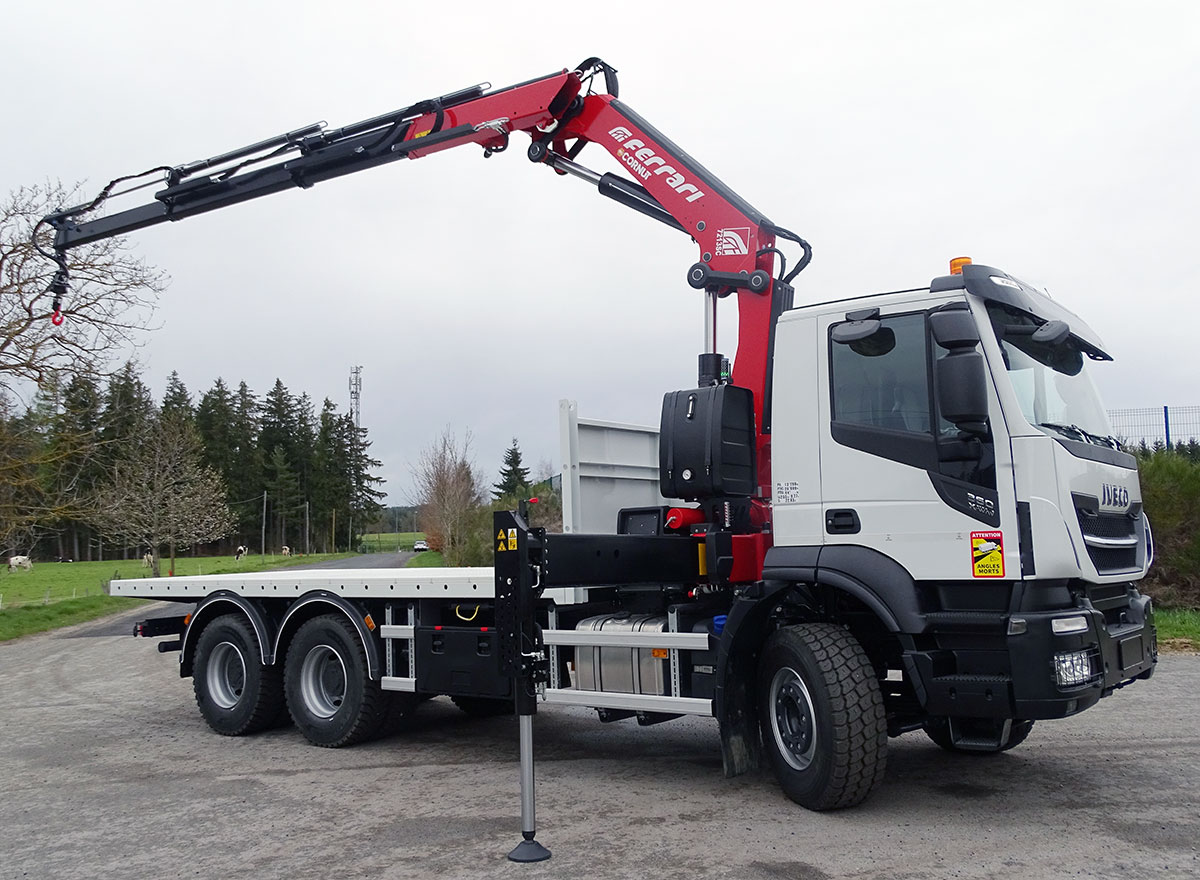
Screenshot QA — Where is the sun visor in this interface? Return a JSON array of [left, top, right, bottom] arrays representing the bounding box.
[[933, 264, 1112, 361]]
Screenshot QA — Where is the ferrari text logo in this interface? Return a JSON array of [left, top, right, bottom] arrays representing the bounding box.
[[609, 126, 706, 203]]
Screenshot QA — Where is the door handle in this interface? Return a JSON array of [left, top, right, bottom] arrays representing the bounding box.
[[825, 508, 861, 535]]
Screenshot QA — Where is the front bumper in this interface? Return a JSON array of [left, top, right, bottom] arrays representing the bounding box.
[[908, 587, 1157, 721]]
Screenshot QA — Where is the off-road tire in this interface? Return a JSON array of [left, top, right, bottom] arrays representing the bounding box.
[[284, 614, 386, 747], [758, 623, 887, 810], [193, 613, 286, 736]]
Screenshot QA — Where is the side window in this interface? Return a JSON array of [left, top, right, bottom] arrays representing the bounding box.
[[831, 313, 931, 433]]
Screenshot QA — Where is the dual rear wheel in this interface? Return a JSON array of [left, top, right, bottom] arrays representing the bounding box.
[[192, 613, 415, 746]]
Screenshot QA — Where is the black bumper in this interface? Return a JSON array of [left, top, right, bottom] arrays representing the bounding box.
[[907, 589, 1157, 721]]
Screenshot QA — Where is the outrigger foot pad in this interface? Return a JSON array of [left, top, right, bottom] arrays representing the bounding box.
[[508, 839, 551, 863]]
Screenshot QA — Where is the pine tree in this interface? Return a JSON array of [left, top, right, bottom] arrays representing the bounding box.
[[259, 378, 296, 467], [312, 399, 346, 552], [161, 370, 194, 425], [264, 445, 302, 552], [196, 378, 236, 480], [229, 381, 263, 541], [492, 437, 531, 500], [100, 362, 155, 449], [49, 374, 104, 560]]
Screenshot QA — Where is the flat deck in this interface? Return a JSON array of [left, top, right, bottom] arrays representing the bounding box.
[[108, 567, 584, 604]]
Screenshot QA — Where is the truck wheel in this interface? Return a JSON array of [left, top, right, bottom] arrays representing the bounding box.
[[758, 623, 887, 810], [284, 614, 385, 747], [923, 717, 1035, 754], [193, 614, 286, 736], [450, 695, 514, 717]]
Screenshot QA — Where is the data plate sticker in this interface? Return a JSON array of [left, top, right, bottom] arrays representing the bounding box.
[[971, 531, 1005, 578], [776, 481, 801, 504]]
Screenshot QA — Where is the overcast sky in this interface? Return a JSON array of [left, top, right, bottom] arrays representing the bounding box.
[[7, 2, 1199, 502]]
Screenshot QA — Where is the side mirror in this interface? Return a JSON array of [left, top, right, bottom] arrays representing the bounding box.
[[936, 352, 989, 435], [1031, 319, 1070, 346], [832, 318, 881, 343], [930, 308, 980, 349], [832, 319, 896, 357], [930, 308, 988, 434]]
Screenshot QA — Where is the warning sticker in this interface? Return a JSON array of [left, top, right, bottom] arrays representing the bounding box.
[[507, 528, 517, 551], [971, 531, 1005, 578], [497, 529, 508, 553]]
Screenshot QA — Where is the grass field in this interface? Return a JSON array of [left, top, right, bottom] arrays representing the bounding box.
[[360, 532, 426, 552], [406, 550, 446, 567], [0, 553, 351, 611], [0, 596, 148, 643], [1158, 607, 1200, 648]]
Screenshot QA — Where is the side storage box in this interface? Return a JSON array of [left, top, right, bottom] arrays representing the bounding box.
[[659, 384, 756, 500], [574, 614, 671, 696]]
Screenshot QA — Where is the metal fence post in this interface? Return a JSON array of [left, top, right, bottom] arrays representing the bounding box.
[[1164, 405, 1171, 449]]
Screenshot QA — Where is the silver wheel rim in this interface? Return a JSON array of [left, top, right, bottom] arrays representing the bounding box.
[[207, 641, 246, 710], [300, 644, 347, 719], [770, 665, 817, 771]]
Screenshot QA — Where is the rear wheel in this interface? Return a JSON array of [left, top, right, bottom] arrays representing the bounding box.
[[285, 614, 386, 747], [758, 623, 887, 810], [193, 614, 285, 736], [923, 717, 1035, 753]]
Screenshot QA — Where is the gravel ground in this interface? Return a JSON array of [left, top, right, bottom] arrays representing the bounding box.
[[0, 605, 1197, 880]]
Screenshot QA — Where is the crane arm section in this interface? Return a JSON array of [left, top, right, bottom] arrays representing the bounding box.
[[42, 59, 809, 498]]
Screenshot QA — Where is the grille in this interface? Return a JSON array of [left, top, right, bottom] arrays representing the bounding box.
[[1076, 510, 1140, 573]]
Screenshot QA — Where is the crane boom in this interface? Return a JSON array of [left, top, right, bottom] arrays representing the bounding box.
[[41, 58, 809, 501]]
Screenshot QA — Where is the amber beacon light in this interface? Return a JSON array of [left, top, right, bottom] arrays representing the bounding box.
[[950, 256, 973, 275]]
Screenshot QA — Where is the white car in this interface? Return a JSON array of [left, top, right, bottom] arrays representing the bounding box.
[[412, 540, 429, 552]]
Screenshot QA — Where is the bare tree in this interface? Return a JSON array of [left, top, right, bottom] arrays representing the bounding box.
[[412, 428, 486, 566], [1, 182, 166, 395], [88, 414, 235, 576]]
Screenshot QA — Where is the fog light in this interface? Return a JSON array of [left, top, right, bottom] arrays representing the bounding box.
[[1052, 615, 1089, 635], [1055, 650, 1094, 686]]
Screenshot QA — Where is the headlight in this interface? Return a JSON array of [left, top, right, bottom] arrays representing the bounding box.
[[1051, 615, 1089, 635]]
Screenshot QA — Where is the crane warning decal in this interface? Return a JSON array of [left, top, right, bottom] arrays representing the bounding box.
[[971, 531, 1005, 578], [496, 528, 517, 552]]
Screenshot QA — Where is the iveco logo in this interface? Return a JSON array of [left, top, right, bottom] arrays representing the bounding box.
[[608, 126, 706, 203], [1101, 483, 1130, 509]]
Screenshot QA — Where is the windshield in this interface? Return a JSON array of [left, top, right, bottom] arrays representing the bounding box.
[[986, 303, 1116, 445]]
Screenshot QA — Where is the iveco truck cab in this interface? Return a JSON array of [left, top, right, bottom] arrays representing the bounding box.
[[767, 260, 1155, 748]]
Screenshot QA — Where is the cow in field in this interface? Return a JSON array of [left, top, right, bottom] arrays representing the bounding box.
[[7, 555, 32, 572], [281, 545, 291, 557], [234, 545, 248, 561]]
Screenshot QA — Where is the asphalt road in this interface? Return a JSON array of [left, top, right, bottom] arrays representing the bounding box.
[[1, 606, 1197, 880]]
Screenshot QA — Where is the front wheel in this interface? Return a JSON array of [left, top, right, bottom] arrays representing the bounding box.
[[758, 623, 887, 810], [284, 614, 386, 747]]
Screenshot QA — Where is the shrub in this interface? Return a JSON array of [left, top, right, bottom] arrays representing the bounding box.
[[1137, 450, 1200, 608]]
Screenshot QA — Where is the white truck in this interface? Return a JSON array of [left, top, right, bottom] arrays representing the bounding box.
[[41, 59, 1155, 855]]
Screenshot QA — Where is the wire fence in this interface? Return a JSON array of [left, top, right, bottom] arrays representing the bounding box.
[[1108, 406, 1200, 449]]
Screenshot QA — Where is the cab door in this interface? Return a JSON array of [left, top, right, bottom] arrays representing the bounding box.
[[816, 302, 1018, 581]]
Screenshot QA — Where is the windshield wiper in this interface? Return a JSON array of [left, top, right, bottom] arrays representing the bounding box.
[[1038, 421, 1087, 441], [1038, 422, 1121, 449]]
